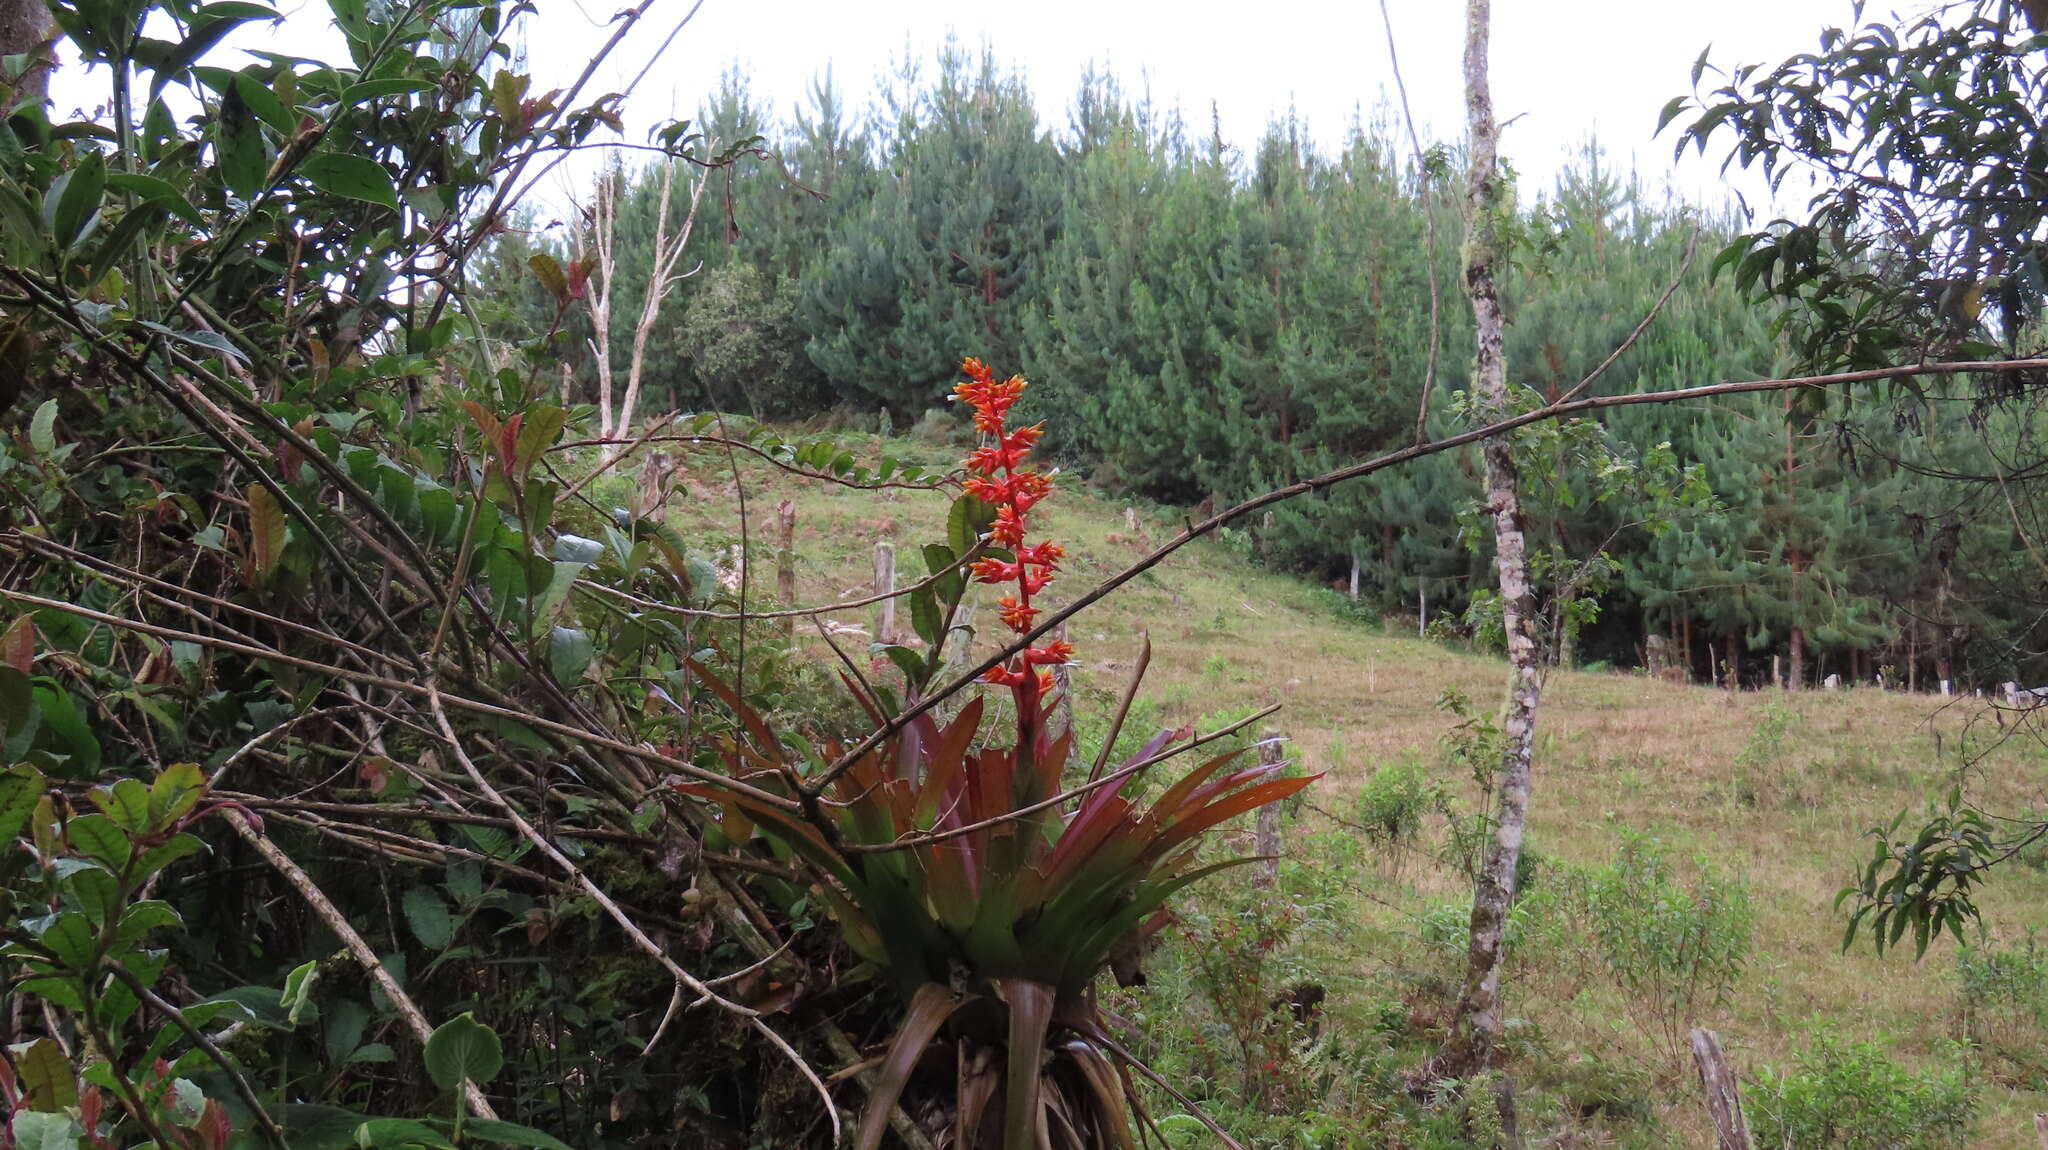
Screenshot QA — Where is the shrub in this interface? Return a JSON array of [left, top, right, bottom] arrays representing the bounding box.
[[1586, 828, 1753, 1062], [1732, 699, 1802, 807], [1957, 931, 2048, 1086], [1352, 755, 1442, 849], [1747, 1024, 1975, 1149]]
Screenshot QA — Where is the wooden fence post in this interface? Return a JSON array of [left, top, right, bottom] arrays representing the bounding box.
[[1252, 731, 1285, 889], [1690, 1028, 1755, 1150], [775, 500, 796, 641], [871, 540, 895, 646]]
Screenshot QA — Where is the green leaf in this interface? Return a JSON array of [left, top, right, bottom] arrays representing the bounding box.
[[65, 865, 118, 926], [8, 1111, 82, 1150], [0, 762, 44, 844], [1656, 95, 1688, 135], [423, 1011, 502, 1092], [146, 9, 273, 100], [946, 494, 997, 557], [65, 813, 130, 866], [462, 1120, 573, 1150], [47, 151, 105, 249], [36, 912, 96, 966], [133, 832, 205, 879], [511, 405, 566, 478], [402, 887, 455, 950], [878, 643, 925, 686], [82, 203, 161, 293], [18, 1038, 77, 1112], [273, 1104, 371, 1150], [0, 178, 49, 265], [340, 78, 433, 105], [95, 776, 151, 831], [149, 761, 208, 826], [323, 997, 367, 1064], [29, 398, 57, 454], [114, 900, 184, 947], [353, 1118, 454, 1150], [232, 71, 293, 135], [215, 80, 267, 199], [908, 586, 942, 651], [549, 626, 593, 685], [282, 957, 320, 1025], [325, 0, 371, 41], [31, 683, 100, 776], [301, 152, 399, 210]]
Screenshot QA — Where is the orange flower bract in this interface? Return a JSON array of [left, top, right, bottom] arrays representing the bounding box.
[[954, 357, 1069, 711]]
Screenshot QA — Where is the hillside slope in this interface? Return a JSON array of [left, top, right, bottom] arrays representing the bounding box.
[[652, 430, 2048, 1147]]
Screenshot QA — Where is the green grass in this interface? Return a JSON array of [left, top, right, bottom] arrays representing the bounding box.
[[619, 428, 2048, 1147]]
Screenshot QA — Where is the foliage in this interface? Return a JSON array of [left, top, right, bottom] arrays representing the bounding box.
[[1957, 931, 2048, 1086], [1669, 2, 2048, 371], [1350, 755, 1442, 850], [1732, 698, 1801, 808], [1745, 1023, 1976, 1150], [1584, 828, 1753, 1062], [1837, 787, 1999, 957], [527, 55, 2048, 690], [1174, 896, 1320, 1114]]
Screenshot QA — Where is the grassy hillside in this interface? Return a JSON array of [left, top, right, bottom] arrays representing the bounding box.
[[642, 428, 2048, 1148]]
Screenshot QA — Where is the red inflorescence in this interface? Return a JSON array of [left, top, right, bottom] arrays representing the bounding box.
[[954, 357, 1068, 704]]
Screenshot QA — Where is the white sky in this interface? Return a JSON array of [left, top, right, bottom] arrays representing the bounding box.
[[52, 0, 1861, 213]]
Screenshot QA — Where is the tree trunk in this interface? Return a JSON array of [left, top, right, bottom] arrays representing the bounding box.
[[1427, 0, 1543, 1084], [1789, 623, 1806, 690], [0, 0, 55, 112]]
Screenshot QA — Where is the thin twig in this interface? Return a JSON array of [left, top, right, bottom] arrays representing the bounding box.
[[221, 809, 502, 1120], [1376, 0, 1443, 446], [101, 962, 286, 1148], [1088, 632, 1152, 784], [422, 683, 843, 1147], [802, 355, 2048, 796], [552, 431, 957, 493], [1555, 225, 1702, 405]]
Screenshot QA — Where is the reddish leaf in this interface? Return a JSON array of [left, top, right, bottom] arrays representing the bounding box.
[[851, 984, 962, 1150], [687, 660, 779, 755], [246, 484, 284, 580], [0, 614, 35, 673], [197, 1097, 232, 1150], [1150, 774, 1322, 859]]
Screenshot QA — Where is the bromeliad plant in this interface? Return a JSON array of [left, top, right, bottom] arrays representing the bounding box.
[[679, 361, 1316, 1150]]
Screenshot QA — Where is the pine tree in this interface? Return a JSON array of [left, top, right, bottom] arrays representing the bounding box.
[[800, 42, 1060, 419]]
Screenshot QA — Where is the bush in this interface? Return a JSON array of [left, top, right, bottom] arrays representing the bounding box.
[[1352, 755, 1443, 849], [1747, 1024, 1975, 1149], [1586, 828, 1753, 1061], [1957, 931, 2048, 1085], [1732, 699, 1801, 808]]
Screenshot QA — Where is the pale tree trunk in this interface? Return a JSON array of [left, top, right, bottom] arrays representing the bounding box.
[[576, 160, 707, 460], [1427, 0, 1543, 1088], [618, 159, 708, 455], [577, 171, 620, 440]]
